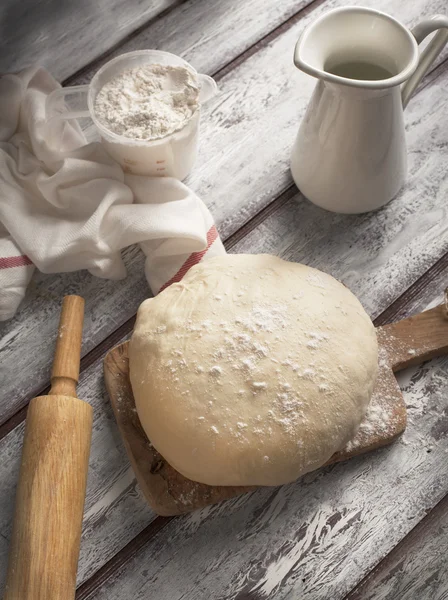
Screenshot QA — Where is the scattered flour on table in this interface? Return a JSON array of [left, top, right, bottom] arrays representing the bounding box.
[[94, 64, 199, 140]]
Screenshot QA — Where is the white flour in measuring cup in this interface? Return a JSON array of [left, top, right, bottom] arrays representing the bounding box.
[[46, 50, 218, 179], [94, 64, 200, 179], [94, 65, 199, 140]]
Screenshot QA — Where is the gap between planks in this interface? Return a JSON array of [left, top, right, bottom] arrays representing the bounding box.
[[1, 190, 448, 445], [0, 0, 325, 435], [64, 0, 325, 89], [2, 0, 447, 432], [74, 252, 448, 600], [211, 0, 328, 82], [76, 516, 174, 600], [342, 492, 448, 600], [62, 0, 188, 87]]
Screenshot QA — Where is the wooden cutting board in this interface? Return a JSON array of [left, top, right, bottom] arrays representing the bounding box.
[[104, 303, 448, 516]]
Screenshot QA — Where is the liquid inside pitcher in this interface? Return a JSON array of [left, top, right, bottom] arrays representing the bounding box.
[[325, 60, 395, 81]]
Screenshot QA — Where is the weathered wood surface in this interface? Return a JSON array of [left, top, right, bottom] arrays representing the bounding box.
[[0, 255, 446, 596], [1, 0, 448, 426], [0, 0, 178, 80], [1, 0, 448, 597], [69, 0, 314, 86], [82, 294, 448, 600], [0, 355, 155, 594], [346, 494, 448, 600], [0, 0, 315, 425]]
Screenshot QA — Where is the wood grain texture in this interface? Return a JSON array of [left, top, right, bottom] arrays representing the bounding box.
[[77, 514, 174, 600], [1, 0, 448, 428], [344, 494, 448, 600], [0, 0, 180, 80], [4, 396, 92, 600], [81, 297, 448, 600], [0, 354, 155, 595], [67, 0, 314, 86], [0, 268, 446, 597], [50, 295, 85, 397], [4, 295, 91, 600], [374, 253, 448, 327], [72, 272, 448, 596], [379, 304, 448, 371]]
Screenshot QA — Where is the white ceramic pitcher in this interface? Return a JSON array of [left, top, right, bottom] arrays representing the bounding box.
[[291, 7, 448, 214]]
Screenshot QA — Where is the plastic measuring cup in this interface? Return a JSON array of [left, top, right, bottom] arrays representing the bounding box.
[[45, 50, 218, 179]]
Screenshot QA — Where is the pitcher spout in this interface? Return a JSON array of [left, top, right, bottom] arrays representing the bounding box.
[[293, 6, 419, 89]]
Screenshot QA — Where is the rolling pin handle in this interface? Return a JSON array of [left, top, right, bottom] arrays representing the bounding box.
[[50, 295, 85, 397]]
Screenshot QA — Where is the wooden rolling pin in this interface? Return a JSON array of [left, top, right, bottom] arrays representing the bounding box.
[[4, 295, 93, 600]]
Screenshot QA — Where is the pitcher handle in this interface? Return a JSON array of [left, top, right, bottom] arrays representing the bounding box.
[[402, 15, 448, 108], [46, 85, 90, 122]]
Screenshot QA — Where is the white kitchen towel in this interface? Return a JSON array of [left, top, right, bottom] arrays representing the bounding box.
[[0, 66, 225, 321]]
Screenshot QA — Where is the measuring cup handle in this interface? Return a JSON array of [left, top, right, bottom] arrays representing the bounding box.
[[402, 15, 448, 108], [46, 84, 91, 122], [197, 74, 218, 103]]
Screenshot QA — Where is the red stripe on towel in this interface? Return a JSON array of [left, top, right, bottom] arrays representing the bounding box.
[[159, 225, 219, 293], [0, 255, 33, 269]]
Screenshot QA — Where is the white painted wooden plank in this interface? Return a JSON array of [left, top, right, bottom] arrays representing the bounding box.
[[72, 0, 312, 85], [346, 499, 448, 600], [0, 0, 313, 422], [0, 255, 446, 593], [79, 299, 448, 600], [0, 11, 448, 420], [191, 0, 448, 241], [232, 77, 448, 317], [0, 353, 155, 593], [1, 0, 447, 422], [0, 0, 178, 80], [0, 245, 146, 420]]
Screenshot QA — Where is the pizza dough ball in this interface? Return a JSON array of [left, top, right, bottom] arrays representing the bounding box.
[[129, 254, 378, 486]]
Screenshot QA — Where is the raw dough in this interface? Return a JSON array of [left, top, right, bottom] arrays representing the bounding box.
[[129, 254, 378, 486]]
